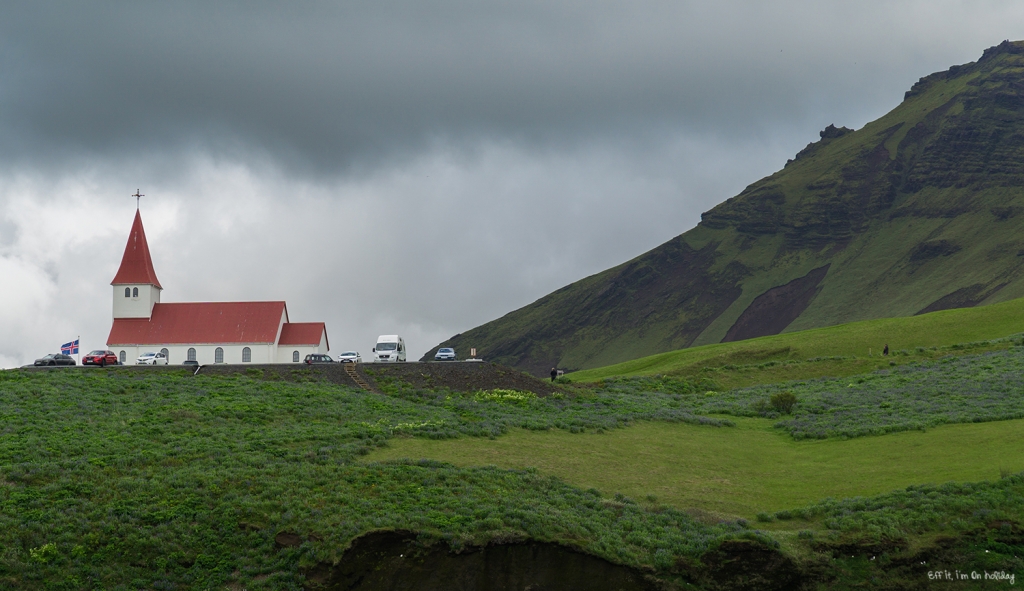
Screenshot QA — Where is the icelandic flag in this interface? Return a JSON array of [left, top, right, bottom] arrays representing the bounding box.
[[61, 339, 79, 355]]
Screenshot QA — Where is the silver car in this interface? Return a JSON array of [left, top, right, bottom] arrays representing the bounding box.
[[434, 347, 456, 361], [337, 351, 362, 363]]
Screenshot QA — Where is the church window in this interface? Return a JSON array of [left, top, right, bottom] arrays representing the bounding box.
[[292, 350, 299, 362], [242, 347, 251, 363], [215, 347, 224, 363], [160, 348, 169, 361], [119, 351, 126, 363], [187, 348, 196, 361], [124, 287, 130, 297], [132, 287, 139, 298]]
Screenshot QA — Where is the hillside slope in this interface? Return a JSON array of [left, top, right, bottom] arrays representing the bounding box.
[[426, 41, 1024, 376]]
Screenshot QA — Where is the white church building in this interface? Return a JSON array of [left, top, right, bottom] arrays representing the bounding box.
[[106, 208, 329, 365]]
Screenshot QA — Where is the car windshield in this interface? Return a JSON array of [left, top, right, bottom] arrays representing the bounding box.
[[41, 354, 55, 359], [341, 352, 357, 356], [87, 350, 105, 356], [139, 353, 155, 357], [377, 342, 397, 351], [439, 348, 453, 353]]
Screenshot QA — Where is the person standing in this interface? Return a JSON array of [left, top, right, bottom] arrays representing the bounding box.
[[550, 367, 558, 382], [883, 344, 889, 356]]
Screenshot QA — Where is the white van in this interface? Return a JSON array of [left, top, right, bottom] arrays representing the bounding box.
[[373, 335, 406, 363]]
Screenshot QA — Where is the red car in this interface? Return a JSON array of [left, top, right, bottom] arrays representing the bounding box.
[[83, 350, 119, 367]]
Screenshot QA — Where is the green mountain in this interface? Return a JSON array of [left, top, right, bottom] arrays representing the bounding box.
[[426, 41, 1024, 376]]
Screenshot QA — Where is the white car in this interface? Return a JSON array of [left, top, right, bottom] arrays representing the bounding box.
[[434, 347, 456, 361], [136, 352, 168, 365], [338, 351, 361, 363]]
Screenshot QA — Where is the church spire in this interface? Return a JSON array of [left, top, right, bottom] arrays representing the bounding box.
[[111, 209, 163, 289]]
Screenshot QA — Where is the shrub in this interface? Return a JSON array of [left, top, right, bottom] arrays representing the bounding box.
[[769, 391, 797, 414]]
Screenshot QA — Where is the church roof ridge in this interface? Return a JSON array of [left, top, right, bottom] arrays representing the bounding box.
[[111, 209, 163, 289]]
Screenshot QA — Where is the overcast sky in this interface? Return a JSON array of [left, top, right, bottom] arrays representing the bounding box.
[[1, 1, 1022, 367]]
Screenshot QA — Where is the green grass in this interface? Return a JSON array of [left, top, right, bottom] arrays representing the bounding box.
[[2, 360, 1023, 587], [0, 369, 749, 589], [567, 297, 1024, 382], [368, 417, 1024, 519]]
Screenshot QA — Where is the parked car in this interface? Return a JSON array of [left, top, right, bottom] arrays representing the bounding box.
[[83, 350, 119, 367], [33, 353, 76, 366], [304, 353, 335, 364], [434, 347, 456, 361], [337, 351, 361, 363], [136, 352, 168, 365]]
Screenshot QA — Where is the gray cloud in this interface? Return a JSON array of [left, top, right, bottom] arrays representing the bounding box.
[[0, 2, 1022, 366], [2, 1, 1017, 175]]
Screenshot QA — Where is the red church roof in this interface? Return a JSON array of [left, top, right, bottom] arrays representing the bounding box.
[[107, 301, 288, 345], [111, 209, 162, 289], [279, 322, 329, 349]]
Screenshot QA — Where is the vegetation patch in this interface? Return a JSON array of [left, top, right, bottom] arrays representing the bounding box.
[[714, 347, 1024, 439], [372, 416, 1024, 518], [0, 369, 739, 589], [2, 353, 1023, 587]]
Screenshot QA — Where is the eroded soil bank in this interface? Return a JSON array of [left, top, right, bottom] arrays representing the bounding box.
[[304, 526, 1024, 591], [302, 531, 807, 591], [303, 530, 665, 591]]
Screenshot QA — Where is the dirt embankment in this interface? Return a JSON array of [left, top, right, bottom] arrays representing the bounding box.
[[358, 362, 559, 395], [46, 361, 558, 395], [302, 531, 806, 591], [303, 530, 664, 591]]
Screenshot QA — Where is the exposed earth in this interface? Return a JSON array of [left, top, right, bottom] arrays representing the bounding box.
[[30, 361, 559, 396]]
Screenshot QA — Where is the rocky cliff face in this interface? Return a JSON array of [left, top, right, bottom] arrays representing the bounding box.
[[428, 41, 1024, 376]]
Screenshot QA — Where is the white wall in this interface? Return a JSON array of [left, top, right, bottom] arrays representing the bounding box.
[[113, 343, 277, 365], [272, 329, 328, 363], [275, 344, 319, 363], [112, 284, 161, 319]]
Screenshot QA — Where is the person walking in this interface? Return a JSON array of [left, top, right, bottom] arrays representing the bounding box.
[[550, 367, 558, 382]]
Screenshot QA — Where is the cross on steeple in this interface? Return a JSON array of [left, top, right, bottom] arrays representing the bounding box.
[[132, 190, 144, 210]]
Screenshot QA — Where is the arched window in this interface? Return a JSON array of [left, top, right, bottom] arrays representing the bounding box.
[[292, 350, 300, 362], [187, 348, 196, 361], [215, 347, 224, 363], [242, 347, 251, 363], [160, 348, 169, 361], [124, 287, 130, 297], [132, 287, 139, 298], [119, 351, 126, 364]]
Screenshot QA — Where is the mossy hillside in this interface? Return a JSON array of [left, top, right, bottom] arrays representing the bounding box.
[[427, 41, 1024, 376]]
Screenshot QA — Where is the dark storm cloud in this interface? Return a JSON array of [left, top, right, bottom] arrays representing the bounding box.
[[2, 1, 1023, 367], [2, 1, 1005, 176]]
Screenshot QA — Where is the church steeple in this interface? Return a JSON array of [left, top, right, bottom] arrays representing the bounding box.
[[111, 208, 162, 320], [111, 209, 162, 289]]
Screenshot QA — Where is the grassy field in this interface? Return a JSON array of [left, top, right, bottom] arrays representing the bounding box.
[[0, 369, 749, 589], [369, 417, 1024, 518], [567, 296, 1024, 383], [2, 342, 1023, 588]]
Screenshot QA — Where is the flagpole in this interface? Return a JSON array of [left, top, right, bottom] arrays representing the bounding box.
[[77, 335, 81, 366]]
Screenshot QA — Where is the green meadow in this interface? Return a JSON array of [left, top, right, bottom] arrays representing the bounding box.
[[567, 295, 1024, 384], [3, 304, 1024, 588], [369, 417, 1024, 518]]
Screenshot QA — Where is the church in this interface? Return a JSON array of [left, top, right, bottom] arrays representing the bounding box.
[[105, 208, 329, 365]]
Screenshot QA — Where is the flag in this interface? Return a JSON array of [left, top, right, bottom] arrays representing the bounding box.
[[61, 339, 79, 355]]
